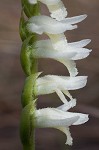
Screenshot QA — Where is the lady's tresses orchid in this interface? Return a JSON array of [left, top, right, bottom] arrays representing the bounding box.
[[22, 101, 89, 146], [36, 75, 87, 103], [27, 15, 87, 35], [19, 0, 91, 148], [30, 39, 91, 76], [28, 0, 67, 21], [22, 73, 87, 104]]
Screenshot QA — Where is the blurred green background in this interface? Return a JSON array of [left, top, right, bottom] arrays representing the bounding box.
[[0, 0, 99, 150]]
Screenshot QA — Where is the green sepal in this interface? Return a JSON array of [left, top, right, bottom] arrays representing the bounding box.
[[20, 35, 37, 76], [21, 72, 41, 107], [21, 0, 40, 18], [20, 101, 36, 149], [19, 11, 30, 41]]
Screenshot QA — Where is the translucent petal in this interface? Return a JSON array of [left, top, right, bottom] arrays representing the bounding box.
[[55, 88, 68, 104], [72, 113, 89, 125], [27, 15, 77, 35], [62, 14, 87, 24], [69, 39, 91, 48], [71, 48, 92, 60], [57, 99, 76, 111], [56, 127, 73, 145], [63, 90, 73, 100]]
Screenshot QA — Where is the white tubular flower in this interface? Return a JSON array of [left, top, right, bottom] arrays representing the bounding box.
[[34, 104, 89, 145], [27, 15, 87, 35], [33, 39, 91, 60], [31, 39, 91, 76], [28, 0, 67, 21], [36, 75, 87, 103]]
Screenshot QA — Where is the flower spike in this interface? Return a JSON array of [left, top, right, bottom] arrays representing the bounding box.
[[20, 0, 91, 148]]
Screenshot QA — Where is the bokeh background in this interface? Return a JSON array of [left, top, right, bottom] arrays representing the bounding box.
[[0, 0, 99, 150]]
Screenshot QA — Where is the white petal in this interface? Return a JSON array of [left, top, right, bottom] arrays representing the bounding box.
[[69, 39, 91, 48], [35, 108, 89, 128], [56, 127, 73, 145], [28, 0, 37, 4], [62, 14, 87, 24], [45, 35, 91, 60], [33, 39, 91, 61], [36, 75, 88, 95], [27, 15, 77, 35], [55, 88, 68, 104], [59, 59, 78, 77], [33, 40, 76, 59], [63, 90, 73, 100], [35, 108, 79, 128], [72, 113, 89, 125], [28, 0, 60, 5], [39, 0, 60, 5], [71, 48, 92, 60], [57, 99, 76, 111], [47, 33, 68, 45], [48, 1, 67, 21]]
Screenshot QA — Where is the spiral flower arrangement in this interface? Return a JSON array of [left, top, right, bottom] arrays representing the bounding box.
[[19, 0, 91, 149]]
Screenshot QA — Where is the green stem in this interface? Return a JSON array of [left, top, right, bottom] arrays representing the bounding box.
[[20, 1, 40, 150], [23, 131, 35, 150]]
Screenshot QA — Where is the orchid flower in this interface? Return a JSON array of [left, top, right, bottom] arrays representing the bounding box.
[[28, 0, 67, 21], [27, 15, 87, 35], [35, 108, 88, 146], [27, 101, 89, 145], [30, 39, 91, 76], [22, 73, 87, 104], [36, 74, 87, 104]]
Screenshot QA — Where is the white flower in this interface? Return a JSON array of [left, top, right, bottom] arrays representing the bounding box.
[[36, 74, 87, 104], [27, 15, 87, 35], [33, 39, 91, 60], [33, 103, 89, 145], [28, 0, 67, 21], [31, 39, 91, 76]]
